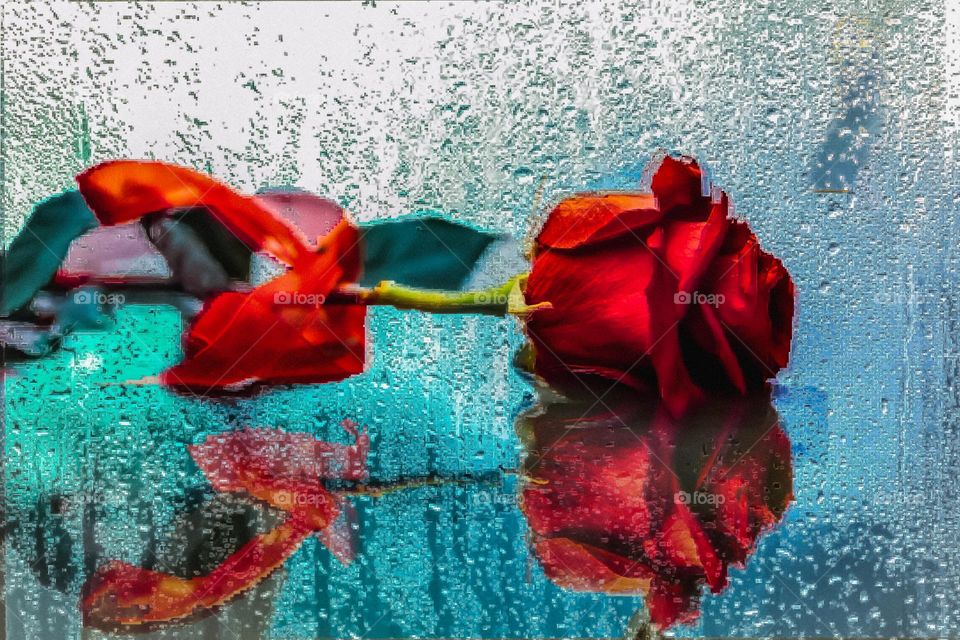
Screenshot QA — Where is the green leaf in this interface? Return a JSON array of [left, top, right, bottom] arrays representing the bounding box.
[[359, 216, 498, 289], [1, 190, 98, 316]]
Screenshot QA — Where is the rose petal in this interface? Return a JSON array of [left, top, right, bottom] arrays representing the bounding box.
[[527, 230, 706, 416], [188, 423, 369, 526], [532, 537, 655, 594], [81, 518, 312, 627], [77, 160, 314, 269], [646, 578, 701, 628], [682, 302, 748, 394], [649, 155, 709, 219], [663, 194, 730, 295], [536, 194, 660, 250], [705, 222, 796, 381], [189, 422, 369, 486], [163, 221, 365, 392], [659, 502, 726, 592]]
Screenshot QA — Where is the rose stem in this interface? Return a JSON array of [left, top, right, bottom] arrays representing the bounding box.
[[327, 274, 550, 317]]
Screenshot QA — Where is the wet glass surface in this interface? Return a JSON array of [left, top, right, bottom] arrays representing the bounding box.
[[4, 1, 960, 638]]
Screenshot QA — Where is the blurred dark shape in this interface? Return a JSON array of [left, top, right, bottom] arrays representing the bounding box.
[[810, 19, 882, 193]]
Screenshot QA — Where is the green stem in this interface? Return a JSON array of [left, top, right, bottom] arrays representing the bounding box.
[[335, 273, 551, 317]]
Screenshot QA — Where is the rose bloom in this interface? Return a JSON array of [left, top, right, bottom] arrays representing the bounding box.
[[524, 155, 795, 416], [519, 392, 793, 629]]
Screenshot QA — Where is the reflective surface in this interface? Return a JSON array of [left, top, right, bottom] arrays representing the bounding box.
[[4, 1, 960, 638]]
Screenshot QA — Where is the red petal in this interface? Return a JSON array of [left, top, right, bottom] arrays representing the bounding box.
[[525, 239, 661, 386], [188, 423, 368, 526], [761, 252, 796, 369], [711, 477, 754, 561], [649, 155, 709, 218], [703, 422, 793, 561], [189, 422, 369, 485], [683, 302, 747, 394], [77, 161, 314, 269], [705, 221, 796, 383], [163, 299, 365, 392], [81, 561, 201, 627], [522, 427, 654, 541], [659, 502, 726, 592], [202, 518, 313, 604], [162, 221, 365, 392], [532, 537, 654, 594], [646, 321, 704, 418], [81, 519, 312, 627], [646, 578, 701, 628], [535, 193, 660, 250], [663, 194, 730, 295]]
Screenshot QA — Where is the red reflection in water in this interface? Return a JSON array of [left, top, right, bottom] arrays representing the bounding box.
[[81, 421, 368, 628], [520, 393, 793, 628]]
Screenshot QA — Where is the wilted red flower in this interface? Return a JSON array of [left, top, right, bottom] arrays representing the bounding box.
[[524, 155, 795, 416], [75, 161, 366, 393], [81, 421, 369, 627], [519, 392, 792, 628]]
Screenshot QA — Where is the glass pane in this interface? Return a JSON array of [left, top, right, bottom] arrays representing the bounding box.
[[3, 1, 957, 638]]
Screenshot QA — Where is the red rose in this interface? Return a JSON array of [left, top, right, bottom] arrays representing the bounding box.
[[524, 155, 795, 416], [519, 392, 793, 629]]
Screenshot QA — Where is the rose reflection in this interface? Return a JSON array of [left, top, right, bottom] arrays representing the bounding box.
[[518, 391, 793, 629], [80, 421, 369, 630]]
